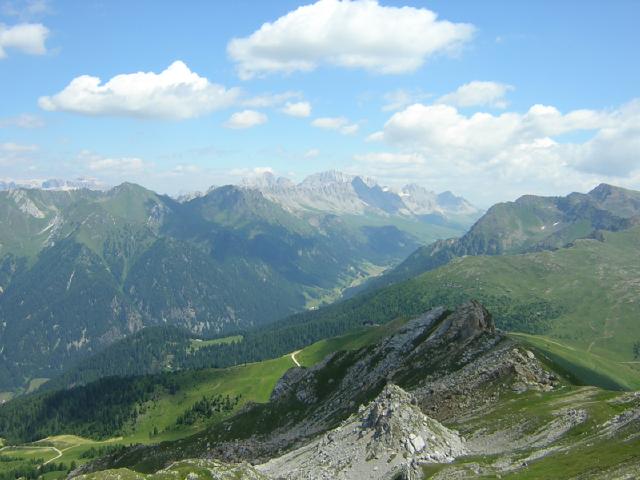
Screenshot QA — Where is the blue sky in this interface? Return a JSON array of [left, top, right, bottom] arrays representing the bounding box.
[[1, 0, 639, 205]]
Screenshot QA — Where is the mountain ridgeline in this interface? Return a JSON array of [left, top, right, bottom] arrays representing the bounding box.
[[0, 175, 476, 392], [241, 170, 479, 227], [363, 182, 640, 290]]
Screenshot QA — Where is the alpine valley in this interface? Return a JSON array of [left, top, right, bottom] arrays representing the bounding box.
[[0, 171, 479, 394]]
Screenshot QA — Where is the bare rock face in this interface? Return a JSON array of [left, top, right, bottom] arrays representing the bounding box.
[[269, 366, 307, 403], [443, 299, 495, 342], [257, 384, 466, 480]]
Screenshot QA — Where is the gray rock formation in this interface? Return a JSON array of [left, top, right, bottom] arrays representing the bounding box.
[[258, 384, 466, 480]]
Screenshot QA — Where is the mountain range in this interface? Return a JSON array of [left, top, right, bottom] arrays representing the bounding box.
[[0, 178, 107, 192], [0, 174, 478, 394], [240, 170, 479, 223], [0, 171, 480, 224], [30, 183, 640, 396]]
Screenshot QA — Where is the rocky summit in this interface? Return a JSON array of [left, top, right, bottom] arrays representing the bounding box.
[[257, 384, 466, 479]]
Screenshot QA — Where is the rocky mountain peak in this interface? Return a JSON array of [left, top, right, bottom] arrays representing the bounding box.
[[40, 178, 106, 191], [442, 299, 495, 342], [589, 183, 617, 200], [400, 183, 436, 197], [258, 383, 466, 479], [0, 177, 106, 192], [231, 170, 478, 219], [436, 190, 478, 214], [359, 384, 466, 458]]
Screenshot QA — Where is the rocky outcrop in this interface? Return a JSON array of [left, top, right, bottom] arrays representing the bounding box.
[[258, 384, 466, 480], [442, 300, 495, 342]]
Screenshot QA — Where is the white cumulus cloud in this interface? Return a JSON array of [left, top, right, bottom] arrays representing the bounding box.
[[39, 61, 240, 120], [362, 99, 640, 204], [436, 81, 514, 108], [373, 102, 618, 166], [227, 0, 475, 79], [224, 110, 268, 129], [281, 101, 312, 118], [0, 22, 48, 58]]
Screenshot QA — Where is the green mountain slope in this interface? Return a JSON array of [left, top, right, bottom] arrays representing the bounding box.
[[391, 226, 640, 362], [362, 183, 640, 291], [0, 183, 463, 392], [1, 303, 638, 480], [0, 318, 398, 445]]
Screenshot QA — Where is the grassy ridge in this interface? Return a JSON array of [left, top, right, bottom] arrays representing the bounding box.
[[415, 227, 640, 360], [510, 333, 640, 391], [295, 317, 406, 366]]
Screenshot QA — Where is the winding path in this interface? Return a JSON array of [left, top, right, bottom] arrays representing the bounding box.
[[43, 447, 63, 465], [291, 350, 302, 367]]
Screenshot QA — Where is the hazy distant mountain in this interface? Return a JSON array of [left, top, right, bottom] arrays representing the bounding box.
[[0, 177, 107, 191], [241, 170, 480, 221]]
